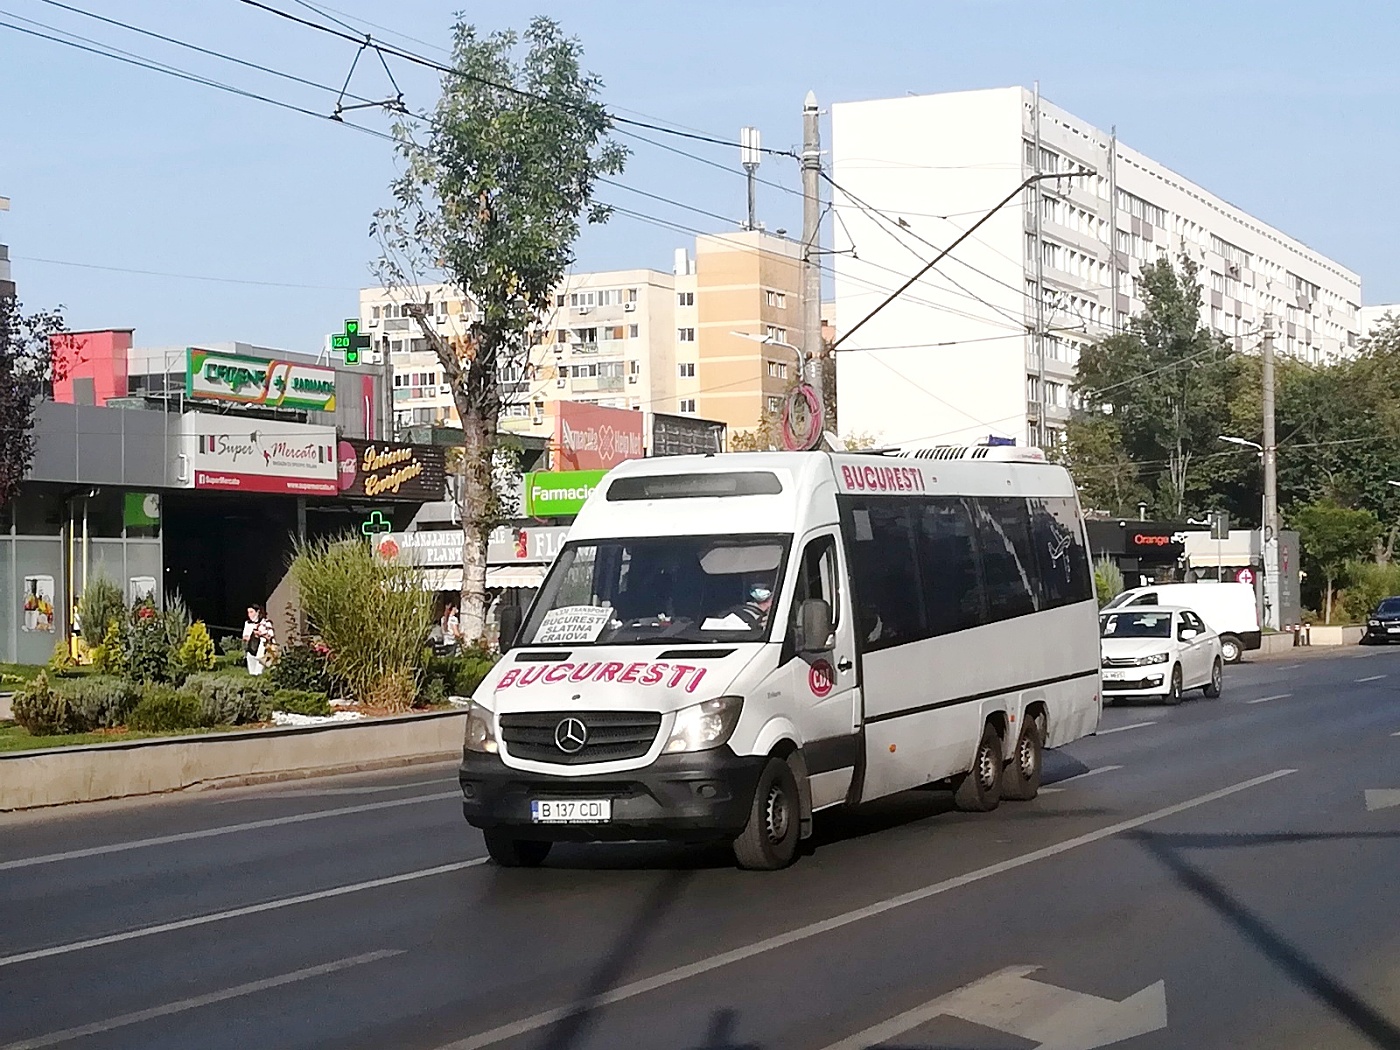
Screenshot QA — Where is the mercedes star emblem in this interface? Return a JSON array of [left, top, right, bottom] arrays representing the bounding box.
[[554, 717, 588, 754]]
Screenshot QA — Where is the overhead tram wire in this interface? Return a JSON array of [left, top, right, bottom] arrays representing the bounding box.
[[234, 0, 798, 157]]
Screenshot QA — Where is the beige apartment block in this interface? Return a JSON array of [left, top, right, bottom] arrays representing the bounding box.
[[693, 229, 805, 433]]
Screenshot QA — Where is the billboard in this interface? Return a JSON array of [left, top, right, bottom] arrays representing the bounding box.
[[649, 411, 727, 457], [186, 348, 338, 412], [524, 469, 607, 517], [336, 439, 446, 502], [554, 402, 644, 471], [183, 415, 338, 495]]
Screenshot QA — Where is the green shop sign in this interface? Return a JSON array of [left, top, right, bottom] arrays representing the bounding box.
[[523, 470, 608, 517], [186, 348, 338, 411]]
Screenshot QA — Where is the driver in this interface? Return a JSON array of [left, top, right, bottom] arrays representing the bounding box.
[[735, 583, 775, 630]]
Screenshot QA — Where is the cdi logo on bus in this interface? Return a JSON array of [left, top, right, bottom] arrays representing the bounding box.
[[808, 658, 835, 698]]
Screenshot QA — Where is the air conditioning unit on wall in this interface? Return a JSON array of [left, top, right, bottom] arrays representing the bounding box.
[[623, 302, 636, 312]]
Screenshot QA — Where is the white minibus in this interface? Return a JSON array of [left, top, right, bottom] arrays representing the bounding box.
[[459, 447, 1103, 869]]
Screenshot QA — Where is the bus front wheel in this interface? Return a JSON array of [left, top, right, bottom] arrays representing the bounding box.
[[954, 722, 1004, 813], [733, 758, 801, 871]]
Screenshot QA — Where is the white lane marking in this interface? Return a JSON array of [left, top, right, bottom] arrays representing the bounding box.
[[1357, 675, 1388, 683], [0, 950, 403, 1049], [1364, 790, 1400, 812], [0, 861, 484, 968], [1040, 765, 1123, 794], [816, 965, 1167, 1050], [216, 779, 455, 801], [1247, 694, 1292, 705], [433, 769, 1296, 1050], [1097, 721, 1157, 736], [0, 790, 460, 872]]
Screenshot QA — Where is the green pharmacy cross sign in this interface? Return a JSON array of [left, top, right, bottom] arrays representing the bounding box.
[[331, 319, 371, 365], [361, 510, 392, 537]]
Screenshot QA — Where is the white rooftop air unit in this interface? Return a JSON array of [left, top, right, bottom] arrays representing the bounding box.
[[896, 444, 1048, 463]]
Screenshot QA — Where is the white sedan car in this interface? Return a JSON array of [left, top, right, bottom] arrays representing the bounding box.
[[1099, 605, 1224, 705]]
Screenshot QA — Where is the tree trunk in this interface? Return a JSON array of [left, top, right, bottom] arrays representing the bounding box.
[[458, 403, 494, 643]]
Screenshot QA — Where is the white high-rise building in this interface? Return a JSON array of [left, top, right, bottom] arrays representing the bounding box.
[[832, 87, 1363, 449]]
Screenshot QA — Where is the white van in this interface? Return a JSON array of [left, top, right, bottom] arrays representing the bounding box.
[[460, 447, 1102, 869], [1102, 582, 1260, 663]]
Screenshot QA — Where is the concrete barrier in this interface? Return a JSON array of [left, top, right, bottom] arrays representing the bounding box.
[[0, 709, 467, 811], [1255, 632, 1297, 657], [1305, 625, 1365, 647]]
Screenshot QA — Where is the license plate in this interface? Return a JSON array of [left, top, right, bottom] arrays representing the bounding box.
[[1103, 670, 1125, 681], [1387, 627, 1399, 634], [531, 799, 611, 823]]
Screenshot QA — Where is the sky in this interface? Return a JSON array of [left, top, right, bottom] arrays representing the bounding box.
[[1, 0, 1397, 352]]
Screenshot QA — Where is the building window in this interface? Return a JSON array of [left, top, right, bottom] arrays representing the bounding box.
[[569, 292, 596, 308], [438, 301, 449, 317], [765, 325, 787, 344], [597, 289, 615, 307], [767, 396, 782, 414], [371, 306, 381, 320], [555, 293, 566, 307], [678, 328, 696, 342], [765, 290, 786, 308], [555, 329, 569, 343], [767, 360, 788, 380], [629, 360, 640, 375], [575, 327, 597, 343], [677, 291, 694, 307], [678, 362, 696, 378], [626, 288, 638, 303], [679, 399, 697, 414], [628, 324, 639, 338], [605, 325, 627, 341]]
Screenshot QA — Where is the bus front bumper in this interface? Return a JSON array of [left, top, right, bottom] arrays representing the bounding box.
[[459, 747, 767, 842]]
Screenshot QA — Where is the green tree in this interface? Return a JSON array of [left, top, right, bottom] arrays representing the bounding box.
[[1071, 256, 1239, 519], [1061, 414, 1148, 516], [373, 17, 624, 641], [0, 296, 65, 510], [1292, 499, 1380, 623]]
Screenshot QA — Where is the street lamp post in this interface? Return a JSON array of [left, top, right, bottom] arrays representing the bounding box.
[[1220, 435, 1268, 620]]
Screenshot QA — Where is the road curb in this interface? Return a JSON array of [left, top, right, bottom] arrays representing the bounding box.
[[0, 709, 467, 811]]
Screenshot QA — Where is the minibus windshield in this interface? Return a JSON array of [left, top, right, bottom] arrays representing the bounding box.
[[519, 535, 792, 646]]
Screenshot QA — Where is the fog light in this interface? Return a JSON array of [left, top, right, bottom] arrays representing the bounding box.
[[697, 783, 718, 799], [462, 783, 477, 799]]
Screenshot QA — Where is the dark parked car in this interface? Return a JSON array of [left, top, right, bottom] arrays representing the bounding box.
[[1362, 597, 1400, 644]]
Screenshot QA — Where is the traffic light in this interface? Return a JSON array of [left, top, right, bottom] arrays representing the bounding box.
[[332, 319, 370, 365]]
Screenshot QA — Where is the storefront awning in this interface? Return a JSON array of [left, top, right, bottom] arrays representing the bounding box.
[[419, 565, 547, 591], [485, 565, 547, 589]]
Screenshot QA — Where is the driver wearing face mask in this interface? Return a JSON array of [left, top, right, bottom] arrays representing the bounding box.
[[737, 583, 775, 630]]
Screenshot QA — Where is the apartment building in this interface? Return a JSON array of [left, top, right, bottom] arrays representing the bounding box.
[[359, 230, 811, 440], [1, 195, 13, 297], [831, 87, 1363, 449], [1361, 304, 1399, 338]]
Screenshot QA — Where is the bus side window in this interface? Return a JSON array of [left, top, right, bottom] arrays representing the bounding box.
[[791, 535, 840, 636]]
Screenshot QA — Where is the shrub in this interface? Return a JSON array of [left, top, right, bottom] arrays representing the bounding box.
[[128, 685, 206, 733], [419, 675, 448, 707], [176, 621, 216, 676], [291, 537, 433, 711], [48, 639, 76, 672], [12, 672, 84, 735], [180, 672, 270, 726], [270, 689, 332, 717], [127, 598, 172, 682], [91, 619, 129, 676], [218, 634, 246, 657], [57, 676, 140, 730], [424, 644, 499, 697], [77, 576, 125, 647], [1094, 557, 1124, 608], [268, 642, 332, 694], [160, 593, 193, 654]]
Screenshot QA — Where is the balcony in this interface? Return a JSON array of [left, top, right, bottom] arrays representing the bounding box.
[[571, 375, 625, 394]]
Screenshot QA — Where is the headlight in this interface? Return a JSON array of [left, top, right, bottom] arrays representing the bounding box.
[[1101, 655, 1112, 668], [1370, 619, 1380, 626], [1135, 653, 1171, 666], [463, 701, 498, 754], [664, 696, 743, 753]]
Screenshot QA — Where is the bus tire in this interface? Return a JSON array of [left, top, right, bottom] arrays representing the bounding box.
[[953, 722, 1004, 813], [483, 830, 552, 868], [1001, 713, 1044, 801], [733, 758, 801, 871]]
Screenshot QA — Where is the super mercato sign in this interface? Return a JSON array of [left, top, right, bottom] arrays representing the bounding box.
[[186, 348, 338, 411]]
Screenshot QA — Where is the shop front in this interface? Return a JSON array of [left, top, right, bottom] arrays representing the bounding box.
[[1086, 520, 1201, 590]]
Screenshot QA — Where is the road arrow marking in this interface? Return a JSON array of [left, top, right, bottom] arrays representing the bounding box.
[[1365, 790, 1400, 812], [818, 965, 1167, 1050]]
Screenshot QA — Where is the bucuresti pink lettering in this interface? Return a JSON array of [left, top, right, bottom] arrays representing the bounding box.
[[543, 664, 572, 683], [619, 662, 646, 684], [841, 463, 924, 494], [640, 663, 666, 686], [686, 667, 706, 694], [595, 662, 625, 683], [570, 661, 601, 683], [500, 659, 707, 690], [497, 668, 519, 689]]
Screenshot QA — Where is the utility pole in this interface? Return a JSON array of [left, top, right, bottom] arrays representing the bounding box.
[[1032, 82, 1046, 447], [740, 127, 761, 231], [801, 91, 824, 403], [1262, 314, 1281, 629], [1107, 126, 1119, 332]]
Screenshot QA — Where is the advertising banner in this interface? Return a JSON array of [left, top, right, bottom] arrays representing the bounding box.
[[186, 348, 338, 411], [554, 402, 644, 471], [524, 469, 607, 517], [336, 439, 446, 502], [649, 411, 727, 457], [184, 415, 339, 495]]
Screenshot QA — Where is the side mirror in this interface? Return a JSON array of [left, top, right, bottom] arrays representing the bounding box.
[[498, 605, 523, 654], [796, 599, 834, 653], [1179, 628, 1199, 641]]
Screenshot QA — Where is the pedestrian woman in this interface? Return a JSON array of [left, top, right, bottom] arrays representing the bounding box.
[[243, 604, 275, 676], [440, 601, 462, 652]]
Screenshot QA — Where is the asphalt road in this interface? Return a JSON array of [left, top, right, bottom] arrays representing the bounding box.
[[3, 645, 1400, 1050]]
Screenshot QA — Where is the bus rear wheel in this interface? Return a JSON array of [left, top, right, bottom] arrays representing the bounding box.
[[1001, 714, 1044, 801], [954, 722, 1004, 812]]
